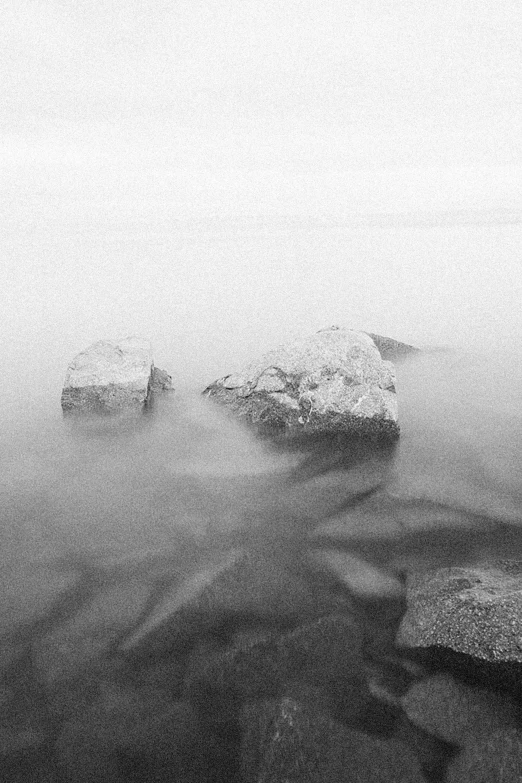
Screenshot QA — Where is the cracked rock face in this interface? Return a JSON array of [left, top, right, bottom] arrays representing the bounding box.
[[61, 337, 173, 413], [204, 327, 399, 441]]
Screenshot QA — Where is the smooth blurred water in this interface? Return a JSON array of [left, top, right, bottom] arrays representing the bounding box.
[[2, 219, 522, 781], [2, 345, 522, 619]]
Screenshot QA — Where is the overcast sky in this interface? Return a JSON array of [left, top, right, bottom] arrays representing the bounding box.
[[2, 0, 521, 217], [2, 0, 522, 388]]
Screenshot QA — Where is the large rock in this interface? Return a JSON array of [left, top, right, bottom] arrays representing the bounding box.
[[61, 337, 173, 413], [397, 561, 522, 662], [203, 327, 399, 441]]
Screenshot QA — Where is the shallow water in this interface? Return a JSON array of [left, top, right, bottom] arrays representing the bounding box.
[[1, 347, 522, 781]]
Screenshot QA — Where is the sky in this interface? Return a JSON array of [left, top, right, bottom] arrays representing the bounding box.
[[1, 0, 521, 218], [1, 0, 522, 394]]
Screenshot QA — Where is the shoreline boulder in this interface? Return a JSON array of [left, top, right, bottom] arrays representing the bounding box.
[[61, 337, 173, 414], [396, 561, 522, 663], [203, 327, 399, 441]]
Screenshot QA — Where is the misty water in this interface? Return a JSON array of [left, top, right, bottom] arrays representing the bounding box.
[[2, 219, 522, 781]]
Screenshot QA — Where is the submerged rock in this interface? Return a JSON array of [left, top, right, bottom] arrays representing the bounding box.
[[240, 697, 425, 783], [402, 673, 519, 745], [397, 561, 522, 662], [185, 614, 368, 722], [61, 337, 173, 413], [203, 327, 399, 441]]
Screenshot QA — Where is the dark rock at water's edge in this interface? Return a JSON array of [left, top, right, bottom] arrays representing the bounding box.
[[61, 337, 173, 414], [365, 332, 420, 361], [150, 365, 174, 393], [397, 561, 522, 663], [203, 327, 400, 443]]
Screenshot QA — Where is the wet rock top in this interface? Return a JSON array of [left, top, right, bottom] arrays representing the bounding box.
[[204, 327, 400, 441], [63, 338, 153, 388], [397, 561, 522, 662], [61, 337, 173, 413]]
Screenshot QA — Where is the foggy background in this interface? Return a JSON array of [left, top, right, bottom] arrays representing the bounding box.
[[2, 0, 521, 403]]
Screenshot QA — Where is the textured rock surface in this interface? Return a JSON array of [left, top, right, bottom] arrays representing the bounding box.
[[61, 337, 172, 413], [240, 697, 426, 782], [397, 562, 522, 661], [365, 332, 420, 361], [150, 365, 174, 392], [204, 327, 399, 441]]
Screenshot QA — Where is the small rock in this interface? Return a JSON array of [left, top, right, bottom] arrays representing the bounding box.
[[61, 337, 172, 413]]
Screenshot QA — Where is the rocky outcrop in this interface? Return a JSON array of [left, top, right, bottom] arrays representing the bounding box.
[[365, 333, 420, 361], [203, 327, 399, 441], [61, 337, 173, 413], [396, 561, 522, 662]]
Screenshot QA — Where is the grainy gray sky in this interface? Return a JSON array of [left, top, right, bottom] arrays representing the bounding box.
[[1, 0, 521, 216]]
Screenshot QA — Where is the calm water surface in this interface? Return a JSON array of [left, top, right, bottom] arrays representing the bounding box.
[[1, 345, 522, 780]]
